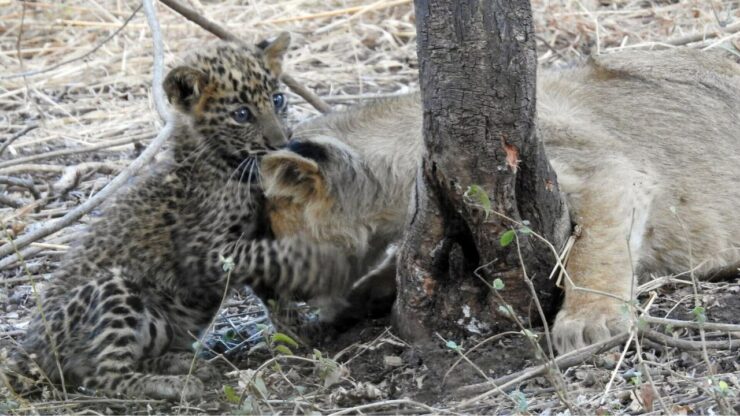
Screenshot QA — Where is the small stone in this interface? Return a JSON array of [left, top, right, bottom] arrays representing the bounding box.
[[383, 355, 403, 367]]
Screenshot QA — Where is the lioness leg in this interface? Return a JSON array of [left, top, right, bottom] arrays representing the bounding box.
[[552, 159, 656, 353]]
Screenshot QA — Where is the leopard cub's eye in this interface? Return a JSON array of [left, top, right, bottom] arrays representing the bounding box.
[[232, 107, 253, 123], [272, 93, 286, 111]]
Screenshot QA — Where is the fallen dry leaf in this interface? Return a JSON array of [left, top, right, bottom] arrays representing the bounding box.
[[640, 384, 656, 412]]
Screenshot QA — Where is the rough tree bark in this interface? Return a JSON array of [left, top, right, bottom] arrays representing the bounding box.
[[394, 0, 571, 342]]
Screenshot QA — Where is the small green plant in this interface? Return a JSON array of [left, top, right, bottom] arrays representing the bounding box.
[[625, 369, 642, 386], [271, 332, 299, 356], [497, 304, 514, 317], [521, 328, 538, 340], [241, 397, 264, 415], [619, 300, 638, 321], [251, 375, 269, 398], [0, 400, 19, 414], [712, 379, 734, 398], [510, 390, 529, 413], [500, 229, 516, 247], [499, 224, 534, 248], [251, 324, 300, 357], [691, 306, 706, 324], [313, 349, 346, 387], [223, 384, 240, 404], [636, 317, 648, 330], [464, 184, 492, 219], [463, 184, 535, 250], [445, 339, 462, 352]]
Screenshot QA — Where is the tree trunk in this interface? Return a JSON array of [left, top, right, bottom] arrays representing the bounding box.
[[394, 0, 570, 343]]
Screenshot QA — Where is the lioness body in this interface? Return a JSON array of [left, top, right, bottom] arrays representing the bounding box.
[[262, 49, 740, 352]]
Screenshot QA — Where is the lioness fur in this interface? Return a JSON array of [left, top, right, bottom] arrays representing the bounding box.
[[261, 49, 740, 353]]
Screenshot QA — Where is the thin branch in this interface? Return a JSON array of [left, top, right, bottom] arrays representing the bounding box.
[[259, 0, 411, 25], [143, 0, 168, 121], [481, 206, 628, 304], [434, 333, 491, 382], [623, 293, 668, 411], [667, 21, 740, 46], [0, 194, 25, 209], [641, 329, 739, 351], [314, 0, 413, 35], [600, 325, 636, 404], [159, 0, 237, 42], [510, 234, 575, 411], [0, 4, 142, 80], [0, 0, 174, 259], [281, 73, 332, 114], [455, 321, 739, 403], [0, 162, 123, 176], [0, 124, 38, 156], [442, 331, 520, 385], [600, 269, 659, 406], [0, 136, 145, 169], [606, 21, 740, 52], [0, 176, 41, 200], [158, 0, 331, 114], [328, 399, 454, 416], [456, 333, 630, 399], [0, 232, 79, 271], [320, 91, 409, 103], [642, 316, 740, 333]]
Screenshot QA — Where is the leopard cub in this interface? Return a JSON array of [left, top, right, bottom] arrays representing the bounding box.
[[3, 34, 354, 401]]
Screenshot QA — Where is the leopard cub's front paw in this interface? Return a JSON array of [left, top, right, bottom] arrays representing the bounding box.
[[193, 363, 221, 382], [552, 301, 629, 354]]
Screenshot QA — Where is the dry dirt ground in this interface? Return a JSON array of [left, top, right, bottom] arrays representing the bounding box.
[[1, 0, 740, 414]]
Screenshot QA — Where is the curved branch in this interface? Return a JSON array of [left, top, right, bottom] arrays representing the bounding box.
[[158, 0, 331, 114], [0, 4, 143, 80], [0, 124, 38, 157], [0, 0, 174, 259], [0, 176, 41, 200]]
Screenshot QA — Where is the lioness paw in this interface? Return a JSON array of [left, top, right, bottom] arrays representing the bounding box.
[[552, 302, 629, 354]]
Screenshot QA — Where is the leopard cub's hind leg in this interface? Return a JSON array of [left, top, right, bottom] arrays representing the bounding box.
[[72, 276, 204, 401]]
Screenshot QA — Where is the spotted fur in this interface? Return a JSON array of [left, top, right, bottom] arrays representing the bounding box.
[[3, 35, 353, 401]]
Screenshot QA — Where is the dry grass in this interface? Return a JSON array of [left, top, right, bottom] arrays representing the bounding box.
[[1, 0, 739, 414]]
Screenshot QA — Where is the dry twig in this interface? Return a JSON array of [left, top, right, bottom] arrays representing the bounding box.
[[668, 21, 740, 46], [0, 176, 41, 200], [0, 135, 145, 169], [0, 4, 143, 80], [643, 315, 740, 333], [641, 329, 739, 351], [158, 0, 331, 114], [456, 333, 630, 400], [0, 125, 39, 157], [0, 194, 25, 209], [0, 0, 174, 259]]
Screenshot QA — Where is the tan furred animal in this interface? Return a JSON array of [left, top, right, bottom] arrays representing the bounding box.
[[261, 49, 740, 353]]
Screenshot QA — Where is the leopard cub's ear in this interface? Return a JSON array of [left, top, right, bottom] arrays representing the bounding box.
[[163, 66, 208, 113], [256, 32, 291, 76]]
